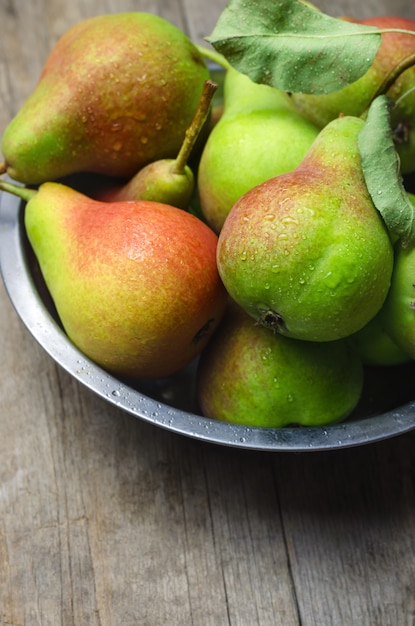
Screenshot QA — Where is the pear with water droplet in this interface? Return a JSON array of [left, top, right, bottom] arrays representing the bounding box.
[[0, 179, 227, 379], [197, 301, 364, 427], [217, 115, 394, 342], [197, 65, 320, 233], [0, 13, 209, 184]]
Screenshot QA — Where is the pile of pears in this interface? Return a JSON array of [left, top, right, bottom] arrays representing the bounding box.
[[2, 7, 415, 430]]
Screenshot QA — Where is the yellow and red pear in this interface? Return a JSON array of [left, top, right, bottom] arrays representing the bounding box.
[[0, 180, 227, 379], [0, 13, 209, 184]]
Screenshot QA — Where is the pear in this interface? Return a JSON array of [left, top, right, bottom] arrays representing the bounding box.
[[93, 80, 217, 209], [217, 115, 394, 343], [197, 301, 364, 428], [0, 13, 209, 185], [289, 16, 415, 174], [352, 312, 411, 367], [0, 180, 227, 379], [371, 191, 415, 360], [378, 239, 415, 361], [197, 65, 320, 233]]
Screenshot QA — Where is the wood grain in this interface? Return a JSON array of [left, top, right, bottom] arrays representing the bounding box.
[[2, 1, 415, 624]]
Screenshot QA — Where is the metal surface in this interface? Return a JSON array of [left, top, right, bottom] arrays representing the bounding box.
[[1, 187, 415, 451]]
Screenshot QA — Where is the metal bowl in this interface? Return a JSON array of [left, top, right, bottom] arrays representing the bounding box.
[[2, 185, 415, 452]]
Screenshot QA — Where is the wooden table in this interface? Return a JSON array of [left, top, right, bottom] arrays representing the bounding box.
[[2, 0, 415, 624]]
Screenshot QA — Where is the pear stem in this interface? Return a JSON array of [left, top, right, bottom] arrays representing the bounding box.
[[0, 179, 37, 203], [171, 79, 218, 175]]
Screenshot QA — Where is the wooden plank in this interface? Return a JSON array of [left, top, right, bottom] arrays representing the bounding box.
[[273, 438, 415, 625]]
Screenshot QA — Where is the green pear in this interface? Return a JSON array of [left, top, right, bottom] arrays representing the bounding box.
[[373, 191, 415, 359], [0, 180, 228, 379], [217, 115, 394, 343], [0, 13, 209, 184], [352, 311, 411, 367], [289, 16, 415, 174], [197, 301, 364, 427], [378, 240, 415, 360], [93, 80, 217, 209], [197, 65, 320, 233]]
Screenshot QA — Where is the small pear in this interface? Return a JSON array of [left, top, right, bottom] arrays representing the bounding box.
[[197, 301, 364, 428], [0, 13, 209, 184], [289, 16, 415, 174], [94, 80, 217, 209], [0, 180, 227, 379], [197, 65, 320, 233], [217, 115, 394, 342]]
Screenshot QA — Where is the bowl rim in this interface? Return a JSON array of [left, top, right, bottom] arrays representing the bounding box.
[[1, 186, 415, 452]]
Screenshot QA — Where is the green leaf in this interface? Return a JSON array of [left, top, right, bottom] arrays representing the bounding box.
[[358, 95, 415, 247], [207, 0, 381, 95]]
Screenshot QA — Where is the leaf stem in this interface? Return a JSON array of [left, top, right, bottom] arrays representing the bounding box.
[[372, 52, 415, 100], [395, 84, 415, 109], [197, 45, 231, 70], [171, 80, 218, 175]]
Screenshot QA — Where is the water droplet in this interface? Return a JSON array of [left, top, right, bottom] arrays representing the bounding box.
[[112, 389, 121, 397], [240, 250, 247, 261], [281, 216, 299, 225]]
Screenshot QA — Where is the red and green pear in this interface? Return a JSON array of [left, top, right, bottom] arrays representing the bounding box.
[[197, 301, 364, 428], [0, 13, 209, 184], [217, 115, 394, 342], [0, 180, 227, 379], [289, 16, 415, 174]]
